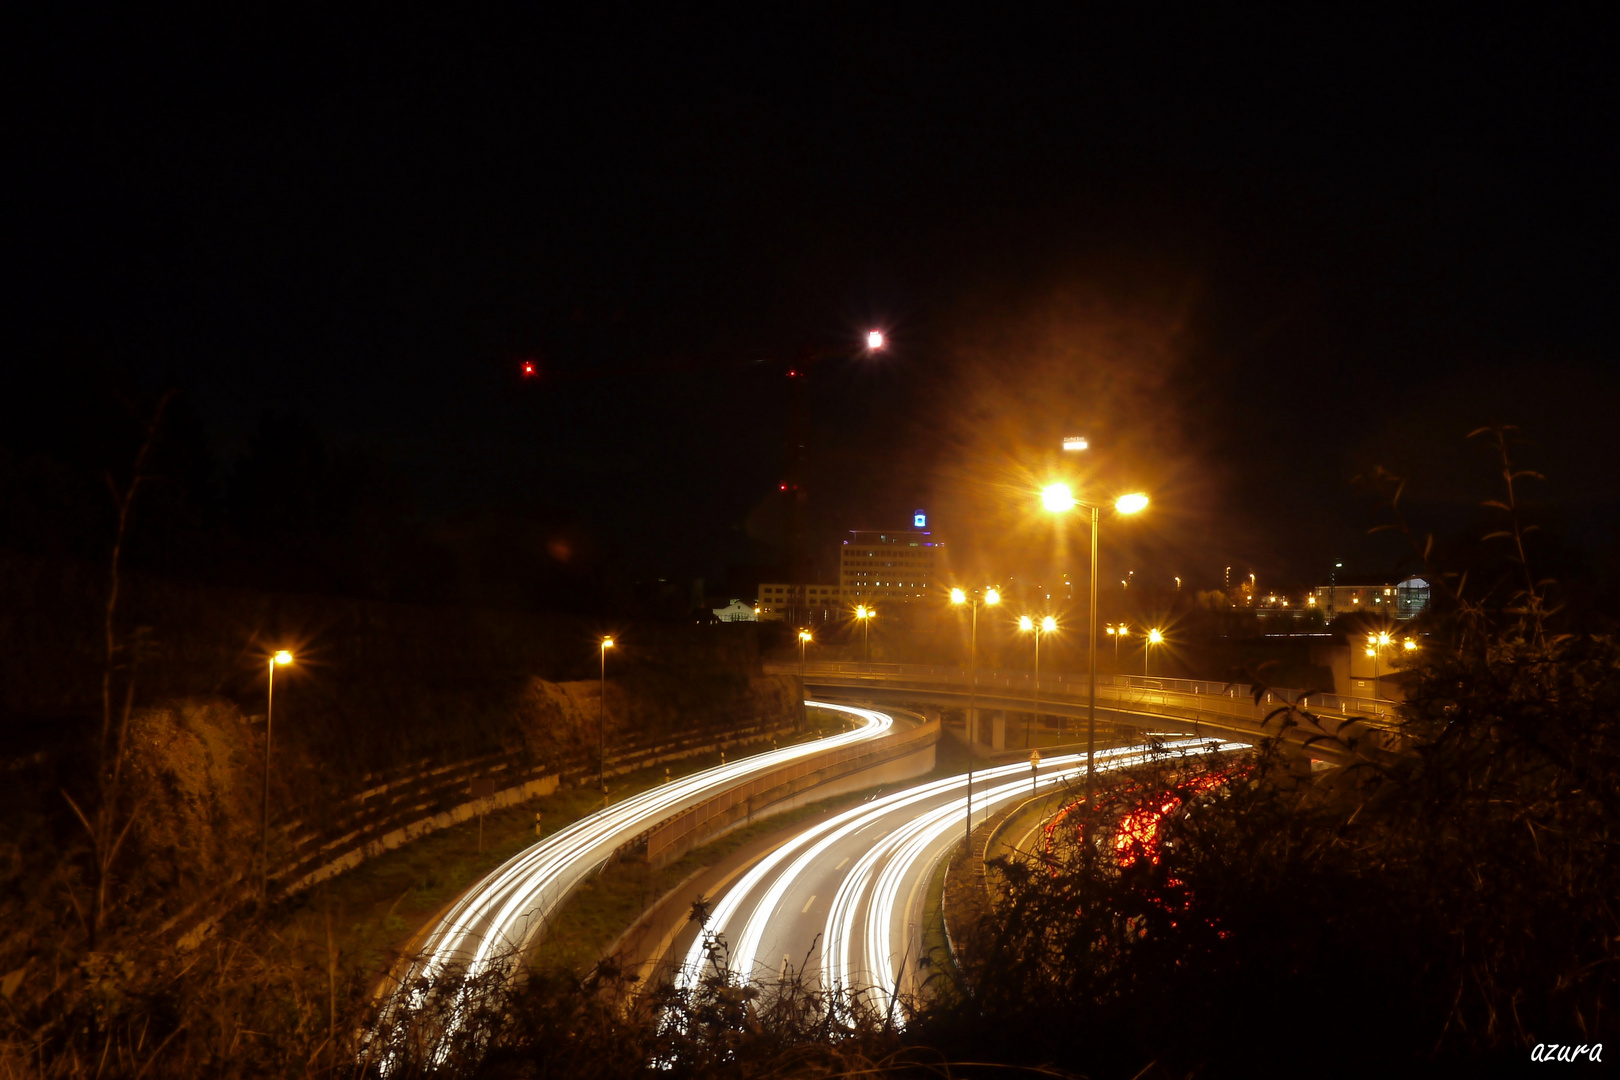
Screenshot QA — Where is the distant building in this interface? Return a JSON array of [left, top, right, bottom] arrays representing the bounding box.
[[756, 583, 841, 623], [711, 599, 758, 623], [1313, 575, 1431, 619], [841, 520, 943, 610]]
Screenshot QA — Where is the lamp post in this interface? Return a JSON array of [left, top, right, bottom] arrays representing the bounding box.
[[262, 649, 293, 900], [797, 627, 812, 689], [599, 638, 614, 793], [951, 585, 1000, 851], [854, 604, 873, 664], [1145, 628, 1164, 676], [1365, 630, 1393, 702], [1041, 483, 1148, 803], [1018, 614, 1056, 748], [1107, 623, 1128, 671]]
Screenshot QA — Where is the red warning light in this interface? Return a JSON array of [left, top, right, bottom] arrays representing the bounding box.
[[521, 360, 536, 377], [779, 484, 787, 490]]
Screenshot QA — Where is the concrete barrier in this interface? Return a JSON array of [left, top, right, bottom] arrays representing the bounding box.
[[620, 718, 941, 869]]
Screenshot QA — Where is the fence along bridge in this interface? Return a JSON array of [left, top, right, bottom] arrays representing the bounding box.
[[766, 661, 1404, 767]]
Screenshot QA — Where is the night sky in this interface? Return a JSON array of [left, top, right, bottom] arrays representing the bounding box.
[[7, 10, 1617, 597]]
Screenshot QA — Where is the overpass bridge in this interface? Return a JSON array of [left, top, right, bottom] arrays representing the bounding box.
[[767, 660, 1404, 767]]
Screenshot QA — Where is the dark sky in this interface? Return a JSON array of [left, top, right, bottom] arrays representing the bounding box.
[[7, 9, 1616, 592]]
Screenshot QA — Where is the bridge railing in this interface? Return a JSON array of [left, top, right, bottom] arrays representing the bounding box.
[[779, 661, 1403, 737]]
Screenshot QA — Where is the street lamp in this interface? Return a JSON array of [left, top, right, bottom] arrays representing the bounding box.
[[1107, 623, 1128, 671], [797, 628, 812, 687], [951, 585, 1000, 850], [1145, 627, 1164, 676], [1040, 483, 1149, 802], [599, 638, 614, 793], [1364, 630, 1397, 702], [854, 604, 874, 664], [1018, 614, 1057, 748], [261, 649, 293, 900]]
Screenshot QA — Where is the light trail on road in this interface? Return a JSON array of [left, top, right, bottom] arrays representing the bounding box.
[[677, 739, 1245, 1020], [383, 702, 893, 1019]]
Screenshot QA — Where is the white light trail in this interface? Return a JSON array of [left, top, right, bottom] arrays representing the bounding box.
[[385, 703, 893, 1023], [680, 739, 1246, 1024]]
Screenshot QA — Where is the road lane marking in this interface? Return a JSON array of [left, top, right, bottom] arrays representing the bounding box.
[[801, 894, 817, 914], [835, 857, 849, 870]]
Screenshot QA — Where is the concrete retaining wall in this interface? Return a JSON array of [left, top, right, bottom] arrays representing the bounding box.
[[620, 717, 941, 870]]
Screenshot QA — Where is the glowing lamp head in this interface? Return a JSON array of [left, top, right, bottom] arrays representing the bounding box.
[[1114, 492, 1149, 515], [1366, 649, 1376, 657], [984, 588, 1000, 606], [1147, 628, 1164, 645], [520, 360, 536, 377], [1041, 616, 1057, 633], [1107, 626, 1116, 636], [1378, 632, 1391, 646], [273, 650, 293, 666], [602, 638, 615, 650], [866, 330, 885, 351], [1119, 626, 1129, 636], [1403, 639, 1418, 651], [950, 588, 967, 605], [798, 629, 812, 643], [856, 605, 870, 620], [1019, 615, 1034, 632], [1041, 483, 1076, 513]]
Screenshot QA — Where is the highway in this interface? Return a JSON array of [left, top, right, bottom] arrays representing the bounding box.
[[672, 735, 1243, 1019], [380, 702, 895, 1024]]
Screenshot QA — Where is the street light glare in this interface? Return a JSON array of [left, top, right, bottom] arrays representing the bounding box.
[[1041, 615, 1057, 633], [1115, 492, 1149, 515], [798, 629, 812, 642], [273, 650, 293, 665], [866, 330, 885, 350], [1404, 639, 1418, 651], [1377, 632, 1391, 646], [950, 588, 966, 605], [985, 588, 1000, 606], [602, 638, 615, 649], [1041, 483, 1076, 513], [1147, 628, 1164, 645], [1019, 615, 1034, 632]]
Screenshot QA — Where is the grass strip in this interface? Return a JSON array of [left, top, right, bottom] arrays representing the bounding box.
[[270, 709, 856, 986]]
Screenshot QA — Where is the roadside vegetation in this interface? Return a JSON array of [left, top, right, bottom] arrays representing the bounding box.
[[6, 425, 1614, 1077]]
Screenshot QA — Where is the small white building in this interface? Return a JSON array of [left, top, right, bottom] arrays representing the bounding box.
[[712, 599, 758, 623]]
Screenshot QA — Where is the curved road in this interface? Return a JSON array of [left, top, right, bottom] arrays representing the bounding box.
[[674, 735, 1243, 1017], [382, 703, 895, 1019]]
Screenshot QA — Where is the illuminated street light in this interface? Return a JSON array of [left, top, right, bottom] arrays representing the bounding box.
[[797, 629, 813, 706], [599, 638, 615, 793], [854, 604, 874, 664], [1018, 615, 1057, 748], [1041, 483, 1151, 799], [1146, 627, 1164, 676], [866, 330, 886, 351], [1041, 483, 1077, 513], [1107, 623, 1129, 670], [1115, 492, 1149, 515], [951, 586, 1000, 848], [1364, 631, 1398, 703], [262, 649, 295, 899], [1403, 638, 1418, 651]]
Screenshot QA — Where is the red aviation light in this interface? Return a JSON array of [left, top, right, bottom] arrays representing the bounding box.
[[520, 360, 537, 377]]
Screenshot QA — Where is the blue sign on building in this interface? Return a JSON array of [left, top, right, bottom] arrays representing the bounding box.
[[913, 509, 927, 528]]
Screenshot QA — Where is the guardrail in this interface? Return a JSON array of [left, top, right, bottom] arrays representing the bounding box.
[[772, 662, 1405, 762], [620, 717, 941, 868], [778, 661, 1398, 720]]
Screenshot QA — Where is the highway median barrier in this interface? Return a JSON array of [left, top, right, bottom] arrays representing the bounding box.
[[615, 712, 941, 870]]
